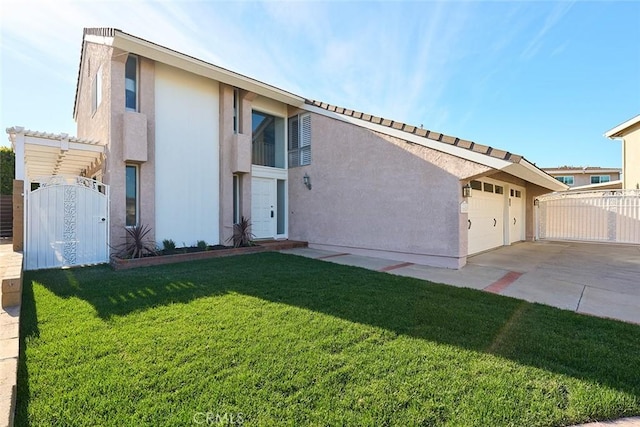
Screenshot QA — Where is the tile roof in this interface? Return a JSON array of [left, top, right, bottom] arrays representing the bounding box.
[[305, 100, 523, 164]]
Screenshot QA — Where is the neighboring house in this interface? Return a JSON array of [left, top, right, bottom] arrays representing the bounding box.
[[8, 27, 566, 270], [542, 166, 622, 190], [605, 115, 640, 190]]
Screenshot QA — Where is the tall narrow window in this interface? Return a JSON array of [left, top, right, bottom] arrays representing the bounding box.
[[91, 65, 102, 114], [232, 174, 240, 224], [125, 55, 138, 111], [288, 113, 311, 167], [125, 165, 138, 226], [233, 88, 241, 134]]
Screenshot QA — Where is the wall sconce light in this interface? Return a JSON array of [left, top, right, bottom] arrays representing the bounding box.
[[462, 183, 472, 198], [534, 198, 540, 207], [303, 173, 312, 190]]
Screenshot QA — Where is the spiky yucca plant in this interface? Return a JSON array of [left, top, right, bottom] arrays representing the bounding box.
[[113, 224, 158, 259], [226, 216, 255, 248]]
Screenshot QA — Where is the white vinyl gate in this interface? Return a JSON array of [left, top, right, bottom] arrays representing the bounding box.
[[536, 190, 640, 244], [25, 176, 109, 270]]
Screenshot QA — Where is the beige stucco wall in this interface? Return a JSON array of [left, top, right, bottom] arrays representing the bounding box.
[[218, 85, 255, 244], [76, 45, 156, 251], [622, 125, 640, 189], [288, 112, 491, 268]]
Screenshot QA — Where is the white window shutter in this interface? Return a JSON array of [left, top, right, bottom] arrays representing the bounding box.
[[300, 113, 311, 165], [288, 113, 311, 167], [300, 146, 311, 165], [300, 114, 311, 147]]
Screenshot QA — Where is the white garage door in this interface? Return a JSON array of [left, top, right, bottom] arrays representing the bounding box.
[[468, 179, 506, 255], [508, 185, 525, 244]]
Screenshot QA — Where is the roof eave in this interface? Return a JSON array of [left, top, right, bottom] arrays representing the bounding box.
[[111, 31, 305, 107], [502, 160, 569, 192], [604, 114, 640, 138]]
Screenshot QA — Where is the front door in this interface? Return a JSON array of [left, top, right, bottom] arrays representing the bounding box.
[[251, 177, 275, 239]]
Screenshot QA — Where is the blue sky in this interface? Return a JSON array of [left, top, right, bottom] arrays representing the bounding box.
[[1, 0, 638, 168]]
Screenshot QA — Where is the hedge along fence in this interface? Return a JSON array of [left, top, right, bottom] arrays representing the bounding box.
[[1, 147, 15, 237], [1, 147, 15, 195]]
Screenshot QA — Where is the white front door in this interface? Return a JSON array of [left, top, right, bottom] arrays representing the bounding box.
[[251, 177, 276, 239], [508, 185, 525, 244]]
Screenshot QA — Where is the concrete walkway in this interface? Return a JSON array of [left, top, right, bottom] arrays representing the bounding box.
[[0, 240, 22, 427], [282, 241, 640, 325]]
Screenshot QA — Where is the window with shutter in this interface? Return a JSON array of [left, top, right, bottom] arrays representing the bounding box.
[[300, 113, 311, 166], [287, 113, 311, 167]]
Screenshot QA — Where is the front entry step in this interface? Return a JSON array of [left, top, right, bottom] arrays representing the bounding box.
[[256, 240, 308, 251]]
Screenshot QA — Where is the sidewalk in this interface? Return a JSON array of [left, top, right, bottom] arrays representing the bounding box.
[[0, 240, 22, 427]]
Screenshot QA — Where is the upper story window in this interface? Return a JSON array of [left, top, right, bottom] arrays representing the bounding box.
[[288, 113, 311, 167], [555, 176, 574, 185], [125, 55, 138, 111], [252, 110, 285, 168], [91, 65, 102, 114], [591, 175, 610, 184], [233, 88, 242, 134]]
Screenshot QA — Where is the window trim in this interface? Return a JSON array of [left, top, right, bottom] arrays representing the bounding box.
[[125, 55, 139, 112], [125, 164, 139, 227]]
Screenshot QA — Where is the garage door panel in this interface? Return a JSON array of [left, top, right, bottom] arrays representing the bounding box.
[[468, 178, 506, 255], [509, 185, 525, 244]]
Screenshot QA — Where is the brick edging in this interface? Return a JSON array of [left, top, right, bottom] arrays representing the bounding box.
[[111, 241, 308, 270]]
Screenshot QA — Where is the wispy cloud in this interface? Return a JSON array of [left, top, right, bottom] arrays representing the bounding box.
[[520, 1, 575, 60]]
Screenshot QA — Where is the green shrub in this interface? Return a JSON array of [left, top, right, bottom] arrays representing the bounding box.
[[1, 147, 15, 195], [162, 239, 176, 252]]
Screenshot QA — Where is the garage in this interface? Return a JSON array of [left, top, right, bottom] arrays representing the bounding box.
[[468, 178, 526, 255]]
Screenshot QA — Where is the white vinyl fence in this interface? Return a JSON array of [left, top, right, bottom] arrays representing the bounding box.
[[25, 175, 109, 270], [536, 190, 640, 244]]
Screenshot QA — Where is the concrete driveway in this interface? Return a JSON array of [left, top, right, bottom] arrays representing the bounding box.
[[282, 241, 640, 325]]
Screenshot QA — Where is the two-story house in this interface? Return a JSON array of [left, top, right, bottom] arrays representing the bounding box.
[[542, 166, 622, 190], [606, 115, 640, 190], [9, 27, 566, 270]]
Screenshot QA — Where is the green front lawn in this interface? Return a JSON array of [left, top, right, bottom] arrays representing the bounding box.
[[18, 252, 640, 426]]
